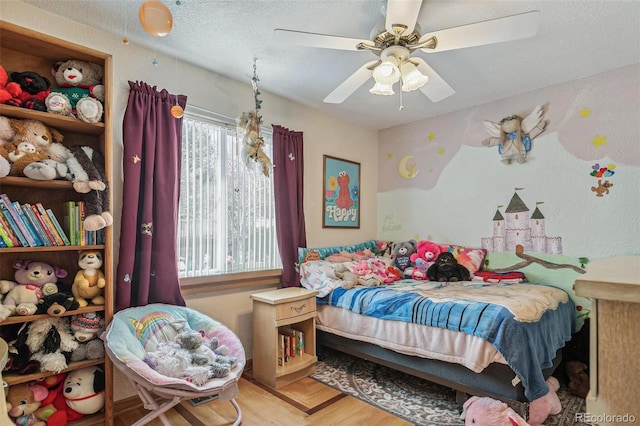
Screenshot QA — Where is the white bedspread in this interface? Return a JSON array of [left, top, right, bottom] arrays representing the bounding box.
[[316, 304, 506, 373]]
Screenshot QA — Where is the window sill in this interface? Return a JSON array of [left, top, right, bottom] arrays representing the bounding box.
[[180, 269, 282, 296]]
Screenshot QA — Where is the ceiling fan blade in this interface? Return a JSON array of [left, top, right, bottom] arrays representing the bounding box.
[[274, 28, 370, 51], [412, 57, 455, 102], [419, 11, 540, 53], [324, 61, 379, 104], [385, 0, 423, 35]]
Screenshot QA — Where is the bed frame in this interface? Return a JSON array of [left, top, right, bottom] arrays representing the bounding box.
[[317, 329, 562, 418]]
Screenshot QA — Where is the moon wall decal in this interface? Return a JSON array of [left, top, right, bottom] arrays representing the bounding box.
[[398, 155, 419, 179]]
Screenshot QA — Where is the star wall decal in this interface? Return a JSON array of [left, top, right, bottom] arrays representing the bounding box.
[[387, 152, 393, 159], [428, 132, 436, 141], [591, 135, 607, 148], [437, 147, 445, 155], [579, 108, 592, 117]]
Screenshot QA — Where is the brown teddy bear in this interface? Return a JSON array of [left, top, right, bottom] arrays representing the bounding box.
[[0, 117, 64, 177], [46, 59, 104, 123]]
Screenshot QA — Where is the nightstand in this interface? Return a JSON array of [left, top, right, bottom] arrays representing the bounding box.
[[574, 256, 640, 425], [251, 287, 319, 389]]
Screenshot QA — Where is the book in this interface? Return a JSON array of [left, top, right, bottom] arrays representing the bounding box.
[[0, 194, 35, 246], [0, 199, 27, 247], [34, 203, 64, 246], [45, 208, 71, 246], [0, 210, 20, 246], [0, 225, 13, 247], [17, 202, 47, 246], [63, 201, 77, 245], [25, 203, 57, 246]]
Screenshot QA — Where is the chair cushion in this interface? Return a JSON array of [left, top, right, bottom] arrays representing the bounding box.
[[104, 303, 245, 392]]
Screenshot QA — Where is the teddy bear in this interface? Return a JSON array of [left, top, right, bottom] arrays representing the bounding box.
[[391, 239, 417, 272], [72, 250, 106, 307], [427, 252, 471, 282], [0, 139, 48, 176], [46, 59, 105, 124], [0, 64, 22, 105], [410, 240, 441, 268], [6, 382, 50, 426], [0, 259, 66, 321], [36, 292, 80, 317], [6, 70, 51, 111], [460, 396, 530, 426], [334, 263, 357, 289], [24, 316, 79, 373], [70, 312, 105, 362], [351, 260, 383, 287], [565, 360, 589, 398]]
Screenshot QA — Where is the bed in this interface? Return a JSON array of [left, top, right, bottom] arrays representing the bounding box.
[[297, 240, 576, 417]]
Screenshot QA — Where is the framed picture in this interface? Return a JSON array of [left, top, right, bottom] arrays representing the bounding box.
[[323, 155, 360, 228]]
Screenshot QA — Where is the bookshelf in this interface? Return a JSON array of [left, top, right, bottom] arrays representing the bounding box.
[[0, 21, 113, 425], [251, 288, 318, 389]]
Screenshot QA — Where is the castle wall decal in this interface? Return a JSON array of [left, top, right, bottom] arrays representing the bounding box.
[[481, 189, 562, 254]]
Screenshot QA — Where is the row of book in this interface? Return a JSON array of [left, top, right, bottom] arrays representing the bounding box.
[[278, 326, 305, 366], [0, 193, 103, 248]]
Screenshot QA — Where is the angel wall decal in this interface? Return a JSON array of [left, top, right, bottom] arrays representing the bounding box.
[[482, 105, 547, 164]]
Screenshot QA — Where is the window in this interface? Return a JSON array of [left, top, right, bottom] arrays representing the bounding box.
[[178, 107, 281, 278]]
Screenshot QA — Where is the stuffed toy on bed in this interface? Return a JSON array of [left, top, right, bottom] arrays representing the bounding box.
[[427, 252, 471, 282]]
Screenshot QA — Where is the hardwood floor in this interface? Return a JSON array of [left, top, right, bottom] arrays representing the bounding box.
[[110, 374, 412, 426]]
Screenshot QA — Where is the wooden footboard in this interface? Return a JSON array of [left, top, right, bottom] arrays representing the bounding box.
[[317, 330, 562, 419]]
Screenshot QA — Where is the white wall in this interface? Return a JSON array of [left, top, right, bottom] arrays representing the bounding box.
[[2, 1, 378, 400], [377, 65, 640, 261]]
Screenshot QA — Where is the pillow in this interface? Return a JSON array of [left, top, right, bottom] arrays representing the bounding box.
[[297, 239, 379, 264], [437, 243, 487, 274]]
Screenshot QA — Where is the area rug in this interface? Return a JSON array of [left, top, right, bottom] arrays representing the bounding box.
[[311, 347, 587, 426]]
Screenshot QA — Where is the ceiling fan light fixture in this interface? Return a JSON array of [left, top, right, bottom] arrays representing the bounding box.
[[369, 81, 395, 96], [372, 56, 400, 84], [400, 61, 429, 92]]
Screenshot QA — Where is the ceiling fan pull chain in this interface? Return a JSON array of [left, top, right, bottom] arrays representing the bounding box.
[[399, 87, 404, 111]]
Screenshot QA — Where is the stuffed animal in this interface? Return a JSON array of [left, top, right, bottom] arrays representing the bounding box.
[[175, 329, 237, 377], [0, 115, 16, 177], [411, 258, 429, 280], [72, 250, 106, 307], [143, 341, 215, 386], [427, 252, 471, 282], [36, 373, 68, 426], [0, 118, 63, 177], [47, 59, 105, 123], [461, 396, 530, 426], [24, 316, 79, 373], [391, 239, 417, 272], [368, 257, 397, 283], [36, 291, 80, 317], [410, 240, 441, 268], [0, 322, 41, 375], [6, 382, 50, 426], [528, 377, 562, 426], [70, 312, 105, 362], [0, 140, 47, 176], [27, 143, 112, 231], [351, 260, 383, 287], [482, 105, 547, 164], [0, 259, 66, 321], [334, 263, 357, 289], [62, 366, 105, 416], [566, 360, 589, 398], [236, 110, 273, 177], [6, 70, 51, 111], [0, 64, 22, 105]]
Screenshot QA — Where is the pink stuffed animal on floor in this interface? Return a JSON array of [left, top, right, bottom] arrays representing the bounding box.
[[461, 396, 530, 426], [528, 377, 562, 426]]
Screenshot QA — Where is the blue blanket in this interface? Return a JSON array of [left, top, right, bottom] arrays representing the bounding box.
[[319, 282, 575, 401]]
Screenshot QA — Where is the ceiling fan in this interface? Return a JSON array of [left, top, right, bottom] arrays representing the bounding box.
[[274, 0, 540, 104]]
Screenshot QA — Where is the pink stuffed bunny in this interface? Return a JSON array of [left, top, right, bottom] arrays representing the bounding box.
[[461, 396, 530, 426], [528, 377, 562, 426]]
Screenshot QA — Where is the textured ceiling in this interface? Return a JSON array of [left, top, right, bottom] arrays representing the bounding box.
[[22, 0, 640, 130]]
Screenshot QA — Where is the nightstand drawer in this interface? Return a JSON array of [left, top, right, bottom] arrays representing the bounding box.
[[275, 297, 315, 320]]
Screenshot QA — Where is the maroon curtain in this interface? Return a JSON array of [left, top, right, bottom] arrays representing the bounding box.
[[115, 81, 187, 310], [272, 125, 306, 287]]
